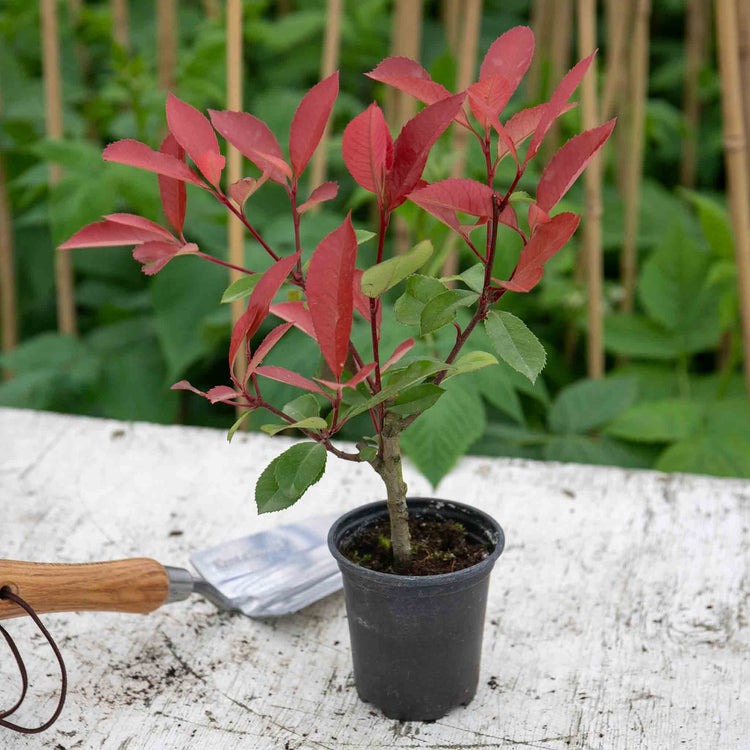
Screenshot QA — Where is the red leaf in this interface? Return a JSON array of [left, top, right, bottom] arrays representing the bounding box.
[[132, 241, 198, 275], [246, 322, 294, 379], [209, 109, 292, 184], [520, 212, 580, 268], [495, 265, 545, 293], [315, 362, 377, 391], [103, 139, 205, 186], [103, 213, 175, 242], [58, 220, 175, 249], [382, 338, 415, 371], [289, 72, 339, 177], [536, 119, 616, 212], [171, 380, 205, 396], [479, 26, 535, 94], [229, 175, 268, 207], [228, 253, 300, 375], [158, 135, 187, 234], [352, 269, 381, 330], [408, 178, 494, 222], [498, 204, 522, 237], [386, 93, 465, 210], [306, 215, 358, 380], [528, 202, 551, 235], [206, 385, 241, 404], [255, 366, 328, 397], [342, 103, 392, 202], [297, 181, 338, 214], [166, 93, 225, 187], [270, 301, 317, 339], [468, 75, 513, 131], [524, 51, 596, 167], [497, 102, 577, 162]]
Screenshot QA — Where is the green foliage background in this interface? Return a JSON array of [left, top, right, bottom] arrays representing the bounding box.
[[1, 0, 748, 483]]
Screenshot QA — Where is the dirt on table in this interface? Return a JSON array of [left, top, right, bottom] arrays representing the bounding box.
[[340, 515, 491, 576]]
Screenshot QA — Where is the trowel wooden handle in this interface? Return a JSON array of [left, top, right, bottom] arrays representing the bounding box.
[[0, 559, 170, 620]]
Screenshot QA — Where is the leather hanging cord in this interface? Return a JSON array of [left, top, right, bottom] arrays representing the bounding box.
[[0, 586, 67, 734]]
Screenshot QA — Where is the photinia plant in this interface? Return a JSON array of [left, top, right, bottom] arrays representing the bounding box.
[[59, 27, 614, 573]]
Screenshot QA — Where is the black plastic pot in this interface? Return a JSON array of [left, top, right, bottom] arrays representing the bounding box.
[[327, 497, 504, 721]]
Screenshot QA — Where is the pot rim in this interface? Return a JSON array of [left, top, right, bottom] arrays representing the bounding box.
[[327, 497, 505, 588]]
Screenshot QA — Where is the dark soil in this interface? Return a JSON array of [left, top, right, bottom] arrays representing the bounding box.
[[340, 515, 491, 576]]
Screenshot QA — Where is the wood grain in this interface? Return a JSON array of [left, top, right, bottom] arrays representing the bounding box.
[[1, 407, 748, 748], [0, 559, 169, 620]]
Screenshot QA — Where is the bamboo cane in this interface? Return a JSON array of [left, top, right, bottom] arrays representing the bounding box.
[[157, 0, 177, 92], [738, 0, 750, 183], [442, 0, 460, 54], [577, 0, 605, 378], [441, 0, 482, 280], [226, 0, 246, 399], [41, 0, 77, 337], [546, 0, 573, 158], [112, 0, 131, 52], [0, 84, 17, 379], [527, 0, 553, 101], [680, 0, 707, 188], [601, 0, 631, 121], [308, 0, 343, 192], [203, 0, 219, 18], [620, 0, 651, 314], [716, 0, 750, 396]]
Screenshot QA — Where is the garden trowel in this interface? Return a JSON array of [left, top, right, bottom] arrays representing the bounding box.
[[0, 514, 342, 621]]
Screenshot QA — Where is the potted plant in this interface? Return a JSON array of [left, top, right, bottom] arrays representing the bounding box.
[[59, 26, 613, 721]]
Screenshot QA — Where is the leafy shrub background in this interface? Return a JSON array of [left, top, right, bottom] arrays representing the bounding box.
[[1, 0, 748, 482]]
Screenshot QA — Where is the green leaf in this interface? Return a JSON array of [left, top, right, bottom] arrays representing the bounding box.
[[656, 435, 750, 479], [389, 384, 445, 416], [474, 364, 525, 424], [355, 229, 376, 245], [261, 417, 328, 436], [604, 399, 703, 443], [227, 411, 252, 442], [394, 274, 447, 326], [357, 443, 378, 462], [604, 314, 681, 360], [637, 224, 722, 353], [420, 289, 478, 335], [221, 275, 261, 304], [401, 376, 486, 487], [484, 311, 546, 384], [442, 351, 498, 379], [548, 377, 638, 435], [543, 435, 654, 469], [282, 394, 321, 422], [680, 189, 734, 259], [441, 262, 485, 293], [255, 443, 327, 513], [360, 240, 433, 297]]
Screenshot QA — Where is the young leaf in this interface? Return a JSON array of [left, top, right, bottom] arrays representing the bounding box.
[[261, 417, 328, 436], [270, 300, 317, 338], [382, 338, 415, 371], [229, 175, 268, 207], [158, 134, 187, 234], [360, 240, 433, 297], [536, 119, 616, 212], [420, 289, 478, 335], [485, 311, 546, 383], [355, 229, 376, 244], [227, 410, 252, 442], [58, 220, 176, 249], [209, 109, 292, 184], [468, 75, 514, 131], [132, 240, 198, 275], [297, 181, 338, 214], [497, 103, 578, 162], [524, 50, 596, 166], [104, 213, 175, 242], [289, 71, 339, 177], [255, 442, 327, 513], [206, 385, 241, 404], [255, 365, 328, 396], [103, 139, 206, 186], [166, 93, 225, 187], [479, 26, 535, 93], [246, 322, 294, 378], [408, 179, 494, 229], [366, 57, 451, 105], [386, 94, 465, 209], [306, 216, 358, 379], [342, 103, 392, 201], [228, 253, 300, 374], [394, 274, 447, 326], [221, 275, 260, 304]]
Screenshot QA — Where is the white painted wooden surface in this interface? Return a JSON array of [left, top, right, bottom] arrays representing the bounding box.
[[0, 406, 748, 749]]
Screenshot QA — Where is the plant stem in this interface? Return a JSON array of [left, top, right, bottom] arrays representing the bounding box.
[[372, 412, 411, 572], [196, 252, 255, 276]]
